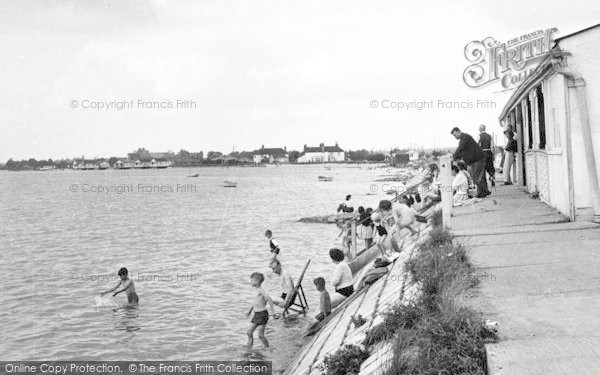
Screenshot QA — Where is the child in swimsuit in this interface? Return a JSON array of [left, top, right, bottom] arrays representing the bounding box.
[[265, 230, 280, 259], [394, 197, 418, 237], [101, 267, 139, 304], [372, 214, 390, 261], [338, 221, 353, 255], [245, 272, 277, 348]]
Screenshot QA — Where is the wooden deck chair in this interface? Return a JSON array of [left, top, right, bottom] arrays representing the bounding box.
[[283, 260, 311, 317]]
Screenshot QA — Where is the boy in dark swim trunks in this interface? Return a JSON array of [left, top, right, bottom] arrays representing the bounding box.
[[245, 272, 277, 348], [265, 230, 280, 259], [101, 267, 139, 304]]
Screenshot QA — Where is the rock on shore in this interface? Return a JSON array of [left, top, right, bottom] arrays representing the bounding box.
[[297, 212, 358, 224]]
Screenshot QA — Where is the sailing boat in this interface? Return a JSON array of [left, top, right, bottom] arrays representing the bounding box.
[[187, 168, 199, 177]]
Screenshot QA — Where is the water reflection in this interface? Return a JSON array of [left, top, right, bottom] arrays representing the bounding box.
[[112, 304, 141, 332]]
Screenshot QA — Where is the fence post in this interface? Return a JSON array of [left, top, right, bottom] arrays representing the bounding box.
[[351, 219, 357, 259], [440, 156, 453, 229]]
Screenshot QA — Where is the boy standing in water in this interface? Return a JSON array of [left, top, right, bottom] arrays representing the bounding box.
[[246, 272, 277, 348], [265, 230, 280, 259], [101, 267, 139, 304]]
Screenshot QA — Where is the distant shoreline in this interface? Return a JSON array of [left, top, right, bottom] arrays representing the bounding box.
[[0, 161, 400, 172]]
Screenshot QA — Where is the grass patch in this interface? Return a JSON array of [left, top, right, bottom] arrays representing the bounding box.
[[320, 218, 495, 375], [385, 300, 497, 374], [362, 302, 422, 348], [350, 314, 368, 328], [352, 223, 498, 375], [319, 344, 370, 375]]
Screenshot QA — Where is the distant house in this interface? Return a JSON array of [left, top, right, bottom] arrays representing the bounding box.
[[297, 143, 345, 163], [386, 148, 419, 166], [72, 158, 98, 170], [253, 145, 289, 163], [114, 160, 135, 169], [407, 149, 420, 161], [126, 148, 174, 168]]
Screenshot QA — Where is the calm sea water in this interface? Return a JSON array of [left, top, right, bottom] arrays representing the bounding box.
[[0, 164, 399, 369]]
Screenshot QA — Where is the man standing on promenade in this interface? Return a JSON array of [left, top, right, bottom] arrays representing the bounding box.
[[451, 127, 490, 198], [478, 124, 495, 187]]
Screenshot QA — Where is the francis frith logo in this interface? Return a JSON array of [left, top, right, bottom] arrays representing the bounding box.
[[463, 28, 558, 89]]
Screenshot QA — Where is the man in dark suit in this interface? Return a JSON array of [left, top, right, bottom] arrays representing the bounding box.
[[451, 126, 490, 197], [478, 124, 495, 187]]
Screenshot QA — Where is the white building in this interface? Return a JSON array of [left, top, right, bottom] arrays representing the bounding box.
[[407, 149, 420, 161], [252, 146, 289, 163], [498, 24, 600, 222], [297, 143, 345, 163]]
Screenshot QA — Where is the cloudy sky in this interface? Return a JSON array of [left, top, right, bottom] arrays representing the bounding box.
[[1, 0, 599, 161]]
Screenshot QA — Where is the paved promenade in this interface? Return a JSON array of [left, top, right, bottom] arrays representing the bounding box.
[[452, 185, 600, 375]]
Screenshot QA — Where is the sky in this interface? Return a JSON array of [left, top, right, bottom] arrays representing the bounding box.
[[1, 0, 600, 161]]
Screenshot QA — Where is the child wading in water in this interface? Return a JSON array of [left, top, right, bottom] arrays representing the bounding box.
[[246, 272, 277, 348], [265, 230, 280, 260], [101, 267, 139, 304]]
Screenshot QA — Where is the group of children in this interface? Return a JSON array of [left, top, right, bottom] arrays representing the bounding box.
[[340, 195, 420, 262], [244, 230, 333, 349], [101, 208, 414, 350], [249, 194, 422, 348]]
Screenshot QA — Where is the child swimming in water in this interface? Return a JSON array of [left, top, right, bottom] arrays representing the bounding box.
[[245, 272, 277, 348], [101, 267, 139, 304]]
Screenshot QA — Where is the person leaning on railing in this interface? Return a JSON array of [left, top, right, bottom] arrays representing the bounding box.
[[451, 126, 490, 198]]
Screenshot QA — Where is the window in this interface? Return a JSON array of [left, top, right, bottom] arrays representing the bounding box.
[[536, 85, 546, 150]]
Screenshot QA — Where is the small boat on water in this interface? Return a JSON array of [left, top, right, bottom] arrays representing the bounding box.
[[223, 181, 237, 187], [318, 176, 333, 182], [187, 168, 199, 177]]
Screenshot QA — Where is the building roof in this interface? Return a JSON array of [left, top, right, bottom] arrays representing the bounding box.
[[499, 24, 600, 121], [254, 147, 287, 156], [304, 145, 344, 153], [498, 49, 571, 121]]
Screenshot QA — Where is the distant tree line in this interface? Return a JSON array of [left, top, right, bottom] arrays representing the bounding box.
[[3, 146, 463, 171], [346, 150, 386, 162]]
